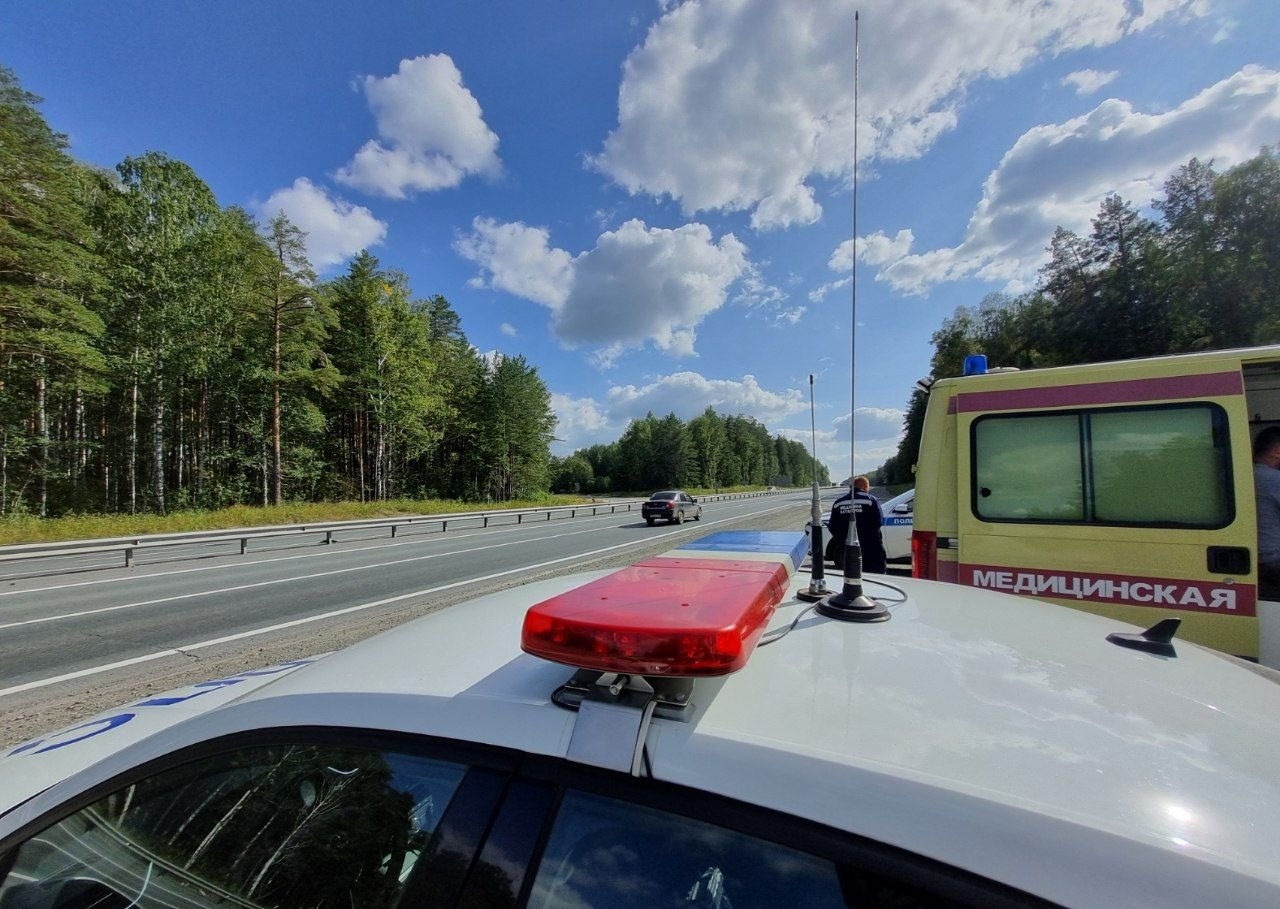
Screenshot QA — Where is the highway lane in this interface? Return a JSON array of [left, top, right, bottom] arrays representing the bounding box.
[[1, 491, 828, 695]]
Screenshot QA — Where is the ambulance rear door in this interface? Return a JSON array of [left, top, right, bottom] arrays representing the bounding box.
[[952, 358, 1259, 660]]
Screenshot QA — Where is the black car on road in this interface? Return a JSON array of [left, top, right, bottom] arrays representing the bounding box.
[[642, 490, 702, 525]]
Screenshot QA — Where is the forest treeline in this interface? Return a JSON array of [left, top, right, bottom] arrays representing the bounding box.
[[2, 66, 819, 518], [875, 148, 1280, 486], [2, 65, 564, 515], [552, 408, 830, 494]]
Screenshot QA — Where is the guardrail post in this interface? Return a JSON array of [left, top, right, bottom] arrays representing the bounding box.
[[442, 520, 448, 532], [484, 515, 489, 528], [125, 547, 133, 568], [325, 531, 333, 545], [391, 525, 397, 538], [241, 538, 247, 556], [547, 511, 552, 521], [518, 513, 523, 524]]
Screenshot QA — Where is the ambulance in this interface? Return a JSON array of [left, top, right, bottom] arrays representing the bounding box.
[[912, 345, 1280, 667]]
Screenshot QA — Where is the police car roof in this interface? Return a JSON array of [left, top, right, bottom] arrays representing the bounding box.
[[7, 532, 1280, 906], [249, 573, 1280, 895]]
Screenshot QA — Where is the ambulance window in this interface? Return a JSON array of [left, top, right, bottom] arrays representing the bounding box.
[[973, 414, 1085, 521], [972, 403, 1232, 527], [0, 743, 468, 909], [1090, 405, 1231, 525]]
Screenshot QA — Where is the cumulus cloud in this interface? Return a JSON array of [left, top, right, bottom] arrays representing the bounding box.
[[809, 277, 850, 303], [499, 322, 518, 337], [833, 406, 907, 442], [814, 406, 909, 475], [592, 0, 1206, 229], [256, 178, 386, 270], [550, 392, 612, 451], [847, 66, 1280, 295], [455, 217, 751, 360], [551, 372, 807, 454], [335, 54, 500, 199], [1062, 69, 1119, 95], [777, 405, 905, 477], [453, 218, 572, 307], [608, 372, 805, 422], [827, 230, 915, 272]]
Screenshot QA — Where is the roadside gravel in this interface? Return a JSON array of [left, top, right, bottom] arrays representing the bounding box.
[[2, 504, 812, 749]]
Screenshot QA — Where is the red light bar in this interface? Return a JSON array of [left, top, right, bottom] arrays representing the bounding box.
[[521, 558, 788, 676]]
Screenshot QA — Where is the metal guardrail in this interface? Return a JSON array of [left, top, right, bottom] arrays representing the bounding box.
[[0, 490, 792, 573]]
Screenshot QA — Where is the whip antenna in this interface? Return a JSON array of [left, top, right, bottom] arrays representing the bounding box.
[[798, 374, 828, 601], [818, 9, 888, 623]]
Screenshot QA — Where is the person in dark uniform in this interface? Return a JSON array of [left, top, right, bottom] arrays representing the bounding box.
[[824, 476, 888, 573]]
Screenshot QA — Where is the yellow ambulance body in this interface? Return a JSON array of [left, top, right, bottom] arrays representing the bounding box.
[[912, 345, 1280, 666]]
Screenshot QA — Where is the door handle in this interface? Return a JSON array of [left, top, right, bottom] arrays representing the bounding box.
[[1207, 546, 1250, 575]]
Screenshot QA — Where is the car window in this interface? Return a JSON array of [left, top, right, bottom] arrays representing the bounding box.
[[526, 789, 847, 909], [0, 742, 467, 909]]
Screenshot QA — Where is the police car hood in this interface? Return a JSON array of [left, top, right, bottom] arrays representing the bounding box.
[[0, 659, 316, 816]]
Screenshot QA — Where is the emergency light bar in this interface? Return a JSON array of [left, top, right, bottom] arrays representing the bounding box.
[[522, 555, 790, 677]]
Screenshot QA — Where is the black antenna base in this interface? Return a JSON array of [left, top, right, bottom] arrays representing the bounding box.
[[816, 586, 890, 622], [797, 581, 829, 602]]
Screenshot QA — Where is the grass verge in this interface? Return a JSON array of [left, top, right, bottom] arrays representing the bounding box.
[[0, 495, 597, 546]]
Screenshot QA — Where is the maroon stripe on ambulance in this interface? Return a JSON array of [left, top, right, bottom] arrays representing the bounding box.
[[957, 563, 1256, 616], [947, 371, 1243, 414]]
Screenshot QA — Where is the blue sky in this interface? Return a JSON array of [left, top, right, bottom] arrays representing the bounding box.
[[4, 0, 1278, 477]]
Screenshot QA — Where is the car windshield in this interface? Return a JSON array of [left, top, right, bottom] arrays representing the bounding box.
[[882, 489, 914, 511], [650, 492, 678, 501]]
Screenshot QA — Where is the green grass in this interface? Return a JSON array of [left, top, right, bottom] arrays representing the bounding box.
[[0, 495, 595, 546], [0, 486, 790, 546]]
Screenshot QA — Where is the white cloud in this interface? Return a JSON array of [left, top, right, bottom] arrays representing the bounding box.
[[833, 406, 907, 442], [809, 277, 850, 302], [852, 66, 1280, 295], [592, 0, 1206, 229], [818, 406, 908, 475], [550, 392, 612, 451], [1062, 69, 1119, 95], [256, 178, 386, 270], [551, 372, 806, 454], [778, 407, 904, 477], [499, 322, 518, 337], [453, 218, 572, 308], [335, 54, 500, 199], [608, 372, 805, 422], [455, 217, 751, 360], [828, 230, 915, 272]]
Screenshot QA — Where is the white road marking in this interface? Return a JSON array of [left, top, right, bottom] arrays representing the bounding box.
[[0, 504, 796, 698], [0, 523, 606, 630], [0, 498, 783, 598], [0, 509, 641, 598]]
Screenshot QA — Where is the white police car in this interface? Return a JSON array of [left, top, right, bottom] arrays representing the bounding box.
[[2, 530, 1280, 908], [881, 488, 914, 562]]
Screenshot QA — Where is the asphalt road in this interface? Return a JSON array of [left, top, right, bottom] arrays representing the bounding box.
[[1, 491, 841, 748]]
